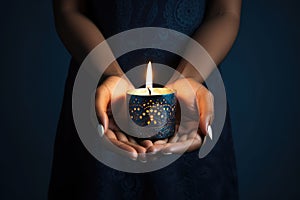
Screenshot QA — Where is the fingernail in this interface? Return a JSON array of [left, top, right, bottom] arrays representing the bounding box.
[[202, 136, 207, 145], [147, 151, 157, 155], [207, 125, 213, 140], [129, 152, 138, 161], [139, 153, 147, 163], [97, 124, 104, 137], [130, 156, 137, 161]]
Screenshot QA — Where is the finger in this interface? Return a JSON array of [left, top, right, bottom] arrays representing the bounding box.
[[108, 116, 121, 132], [147, 153, 159, 162], [147, 143, 165, 154], [96, 85, 110, 132], [105, 129, 117, 140], [186, 137, 202, 152], [186, 130, 202, 152], [168, 134, 179, 143], [187, 131, 198, 140], [187, 130, 202, 152], [176, 121, 198, 136], [178, 134, 188, 142], [138, 153, 147, 163], [162, 138, 201, 154], [139, 140, 153, 148], [122, 141, 147, 154], [122, 141, 147, 163], [109, 139, 138, 160], [115, 131, 129, 142], [128, 136, 138, 145], [196, 86, 214, 136], [154, 139, 168, 145], [104, 130, 143, 160]]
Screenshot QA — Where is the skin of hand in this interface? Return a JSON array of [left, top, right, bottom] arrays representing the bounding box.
[[96, 76, 150, 161], [144, 78, 214, 155], [95, 76, 214, 162]]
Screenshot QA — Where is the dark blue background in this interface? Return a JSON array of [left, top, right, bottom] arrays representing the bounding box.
[[1, 0, 299, 199]]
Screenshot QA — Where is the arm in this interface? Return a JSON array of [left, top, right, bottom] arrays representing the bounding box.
[[177, 0, 242, 82], [158, 0, 242, 154], [53, 0, 148, 160], [53, 0, 124, 76]]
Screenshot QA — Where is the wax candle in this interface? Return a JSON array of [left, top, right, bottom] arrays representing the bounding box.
[[127, 62, 176, 140]]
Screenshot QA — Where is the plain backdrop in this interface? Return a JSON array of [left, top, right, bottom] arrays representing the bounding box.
[[1, 0, 300, 199]]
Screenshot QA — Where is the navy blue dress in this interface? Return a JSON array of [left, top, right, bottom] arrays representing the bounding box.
[[49, 0, 239, 199]]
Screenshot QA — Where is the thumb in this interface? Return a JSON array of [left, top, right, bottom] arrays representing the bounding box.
[[196, 86, 214, 138], [95, 85, 111, 132]]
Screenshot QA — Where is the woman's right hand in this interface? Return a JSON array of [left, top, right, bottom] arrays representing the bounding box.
[[96, 76, 148, 161]]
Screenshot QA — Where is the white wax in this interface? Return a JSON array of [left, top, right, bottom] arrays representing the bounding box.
[[127, 88, 175, 96]]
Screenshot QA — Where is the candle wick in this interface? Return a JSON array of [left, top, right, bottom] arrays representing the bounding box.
[[147, 87, 152, 95]]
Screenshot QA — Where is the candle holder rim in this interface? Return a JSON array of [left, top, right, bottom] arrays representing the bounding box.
[[126, 88, 176, 96]]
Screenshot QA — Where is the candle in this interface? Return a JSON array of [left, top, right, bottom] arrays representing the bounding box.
[[127, 62, 176, 140]]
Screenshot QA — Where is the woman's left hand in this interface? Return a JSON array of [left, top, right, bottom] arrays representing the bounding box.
[[144, 78, 214, 155]]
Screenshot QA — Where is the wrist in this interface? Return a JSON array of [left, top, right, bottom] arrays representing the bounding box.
[[103, 75, 133, 89], [175, 59, 213, 83], [98, 60, 125, 86]]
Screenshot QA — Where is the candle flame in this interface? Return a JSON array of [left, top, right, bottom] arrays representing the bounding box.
[[146, 61, 153, 89]]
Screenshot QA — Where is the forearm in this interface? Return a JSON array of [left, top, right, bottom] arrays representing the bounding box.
[[53, 0, 124, 77], [177, 1, 241, 82]]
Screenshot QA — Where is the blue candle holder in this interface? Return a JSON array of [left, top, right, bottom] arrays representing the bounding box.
[[127, 88, 176, 140]]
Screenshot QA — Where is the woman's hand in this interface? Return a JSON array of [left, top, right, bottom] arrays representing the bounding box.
[[145, 78, 214, 155], [96, 76, 148, 161], [96, 76, 214, 161]]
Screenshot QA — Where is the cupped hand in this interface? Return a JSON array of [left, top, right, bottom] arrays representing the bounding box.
[[144, 78, 214, 155], [96, 76, 214, 161], [95, 76, 148, 161]]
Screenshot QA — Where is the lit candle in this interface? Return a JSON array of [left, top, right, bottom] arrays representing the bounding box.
[[127, 62, 176, 140]]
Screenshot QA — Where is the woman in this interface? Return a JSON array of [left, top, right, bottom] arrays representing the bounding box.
[[49, 0, 241, 199]]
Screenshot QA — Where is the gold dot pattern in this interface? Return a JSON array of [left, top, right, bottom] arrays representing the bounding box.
[[128, 93, 176, 139], [130, 99, 176, 125]]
